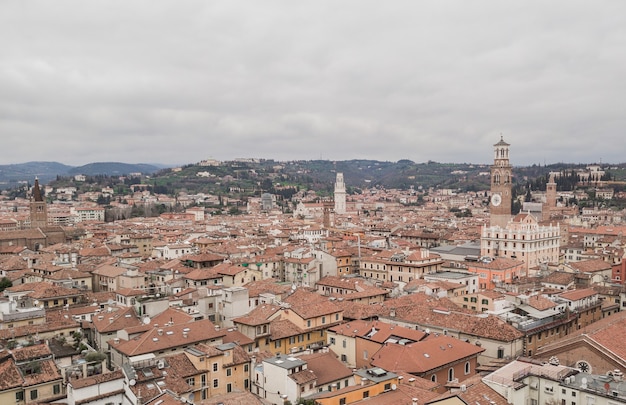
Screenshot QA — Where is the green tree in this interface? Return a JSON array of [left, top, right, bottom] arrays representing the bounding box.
[[0, 277, 12, 292]]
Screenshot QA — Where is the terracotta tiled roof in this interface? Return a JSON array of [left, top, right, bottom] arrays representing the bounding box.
[[290, 368, 318, 384], [22, 359, 62, 385], [222, 329, 254, 347], [0, 356, 23, 390], [111, 319, 226, 357], [182, 267, 221, 281], [269, 318, 303, 340], [526, 294, 557, 311], [233, 304, 281, 326], [558, 288, 597, 301], [370, 294, 524, 342], [92, 306, 142, 333], [165, 352, 200, 379], [283, 289, 341, 319], [432, 373, 508, 405], [70, 369, 125, 389], [243, 278, 292, 298], [329, 320, 427, 343], [567, 259, 612, 273], [541, 271, 575, 286], [150, 307, 195, 326], [11, 343, 52, 362], [299, 350, 353, 385], [370, 335, 484, 374], [468, 257, 524, 270], [91, 264, 126, 277]]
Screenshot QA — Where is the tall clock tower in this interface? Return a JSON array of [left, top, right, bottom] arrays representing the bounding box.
[[489, 137, 512, 228]]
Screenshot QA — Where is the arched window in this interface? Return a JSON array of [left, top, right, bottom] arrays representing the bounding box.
[[465, 361, 470, 375], [431, 375, 437, 382], [448, 368, 454, 382]]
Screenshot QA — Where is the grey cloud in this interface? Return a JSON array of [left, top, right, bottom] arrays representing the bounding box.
[[1, 1, 625, 166]]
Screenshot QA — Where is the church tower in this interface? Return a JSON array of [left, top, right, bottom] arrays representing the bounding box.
[[334, 172, 346, 214], [30, 177, 48, 229], [543, 173, 557, 220], [489, 137, 512, 228]]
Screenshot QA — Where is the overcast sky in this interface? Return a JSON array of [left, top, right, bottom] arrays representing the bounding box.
[[1, 1, 625, 167]]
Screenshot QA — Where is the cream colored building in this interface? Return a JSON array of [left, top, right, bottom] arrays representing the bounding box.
[[481, 212, 560, 273]]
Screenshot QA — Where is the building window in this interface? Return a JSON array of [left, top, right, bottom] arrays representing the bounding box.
[[187, 378, 195, 386], [226, 368, 232, 377], [16, 392, 24, 402], [213, 363, 218, 372], [213, 379, 219, 388], [448, 368, 454, 382], [363, 390, 369, 398], [343, 339, 347, 348], [330, 337, 336, 345], [465, 361, 471, 374], [30, 390, 38, 400], [363, 350, 368, 360], [227, 383, 232, 393], [431, 374, 437, 382], [244, 364, 249, 372]]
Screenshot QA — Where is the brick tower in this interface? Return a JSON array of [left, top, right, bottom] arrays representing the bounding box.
[[30, 177, 48, 229], [489, 137, 512, 228]]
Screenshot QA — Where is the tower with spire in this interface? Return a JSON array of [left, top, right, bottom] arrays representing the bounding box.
[[30, 177, 48, 229]]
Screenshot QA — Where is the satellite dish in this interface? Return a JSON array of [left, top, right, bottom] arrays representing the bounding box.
[[143, 317, 151, 325], [129, 379, 136, 386], [391, 384, 397, 391]]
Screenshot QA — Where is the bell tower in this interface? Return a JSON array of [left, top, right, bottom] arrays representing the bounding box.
[[30, 177, 48, 229], [334, 172, 346, 214], [489, 137, 512, 228]]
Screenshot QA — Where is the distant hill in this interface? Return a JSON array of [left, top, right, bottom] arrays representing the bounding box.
[[67, 162, 161, 177], [0, 161, 162, 189]]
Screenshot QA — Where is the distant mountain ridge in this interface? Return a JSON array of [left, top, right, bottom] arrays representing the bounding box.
[[0, 161, 162, 189]]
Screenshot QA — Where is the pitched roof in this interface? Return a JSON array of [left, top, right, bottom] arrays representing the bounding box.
[[92, 306, 142, 333], [567, 259, 612, 273], [111, 319, 226, 357], [329, 320, 427, 343], [283, 288, 341, 319], [299, 350, 353, 385], [233, 303, 281, 326], [558, 288, 597, 301], [371, 335, 484, 374], [430, 373, 508, 405]]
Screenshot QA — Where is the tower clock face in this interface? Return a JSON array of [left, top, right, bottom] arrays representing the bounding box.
[[491, 193, 502, 207]]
